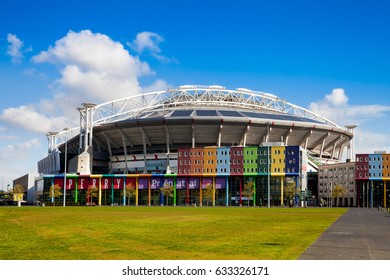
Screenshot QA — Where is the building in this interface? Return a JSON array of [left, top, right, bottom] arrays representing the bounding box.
[[36, 85, 354, 207], [318, 162, 356, 207], [356, 152, 390, 208], [13, 173, 38, 204]]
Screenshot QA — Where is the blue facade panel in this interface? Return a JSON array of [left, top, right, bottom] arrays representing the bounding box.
[[285, 146, 300, 175], [369, 154, 382, 180], [217, 147, 230, 175]]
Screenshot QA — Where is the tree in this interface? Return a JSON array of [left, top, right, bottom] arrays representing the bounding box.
[[332, 185, 347, 207], [160, 183, 174, 206], [284, 180, 296, 207], [87, 186, 99, 205], [242, 181, 254, 207], [202, 183, 214, 206], [11, 184, 25, 203], [123, 182, 136, 206], [12, 184, 25, 194], [46, 184, 63, 206]]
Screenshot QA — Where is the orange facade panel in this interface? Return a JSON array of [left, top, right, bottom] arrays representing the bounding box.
[[203, 147, 217, 175], [190, 148, 204, 175]]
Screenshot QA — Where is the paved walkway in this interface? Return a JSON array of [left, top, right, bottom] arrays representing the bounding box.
[[299, 207, 390, 260]]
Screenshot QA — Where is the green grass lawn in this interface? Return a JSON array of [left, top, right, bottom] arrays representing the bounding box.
[[0, 206, 346, 260]]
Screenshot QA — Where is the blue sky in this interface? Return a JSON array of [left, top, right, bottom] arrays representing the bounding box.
[[1, 0, 390, 188]]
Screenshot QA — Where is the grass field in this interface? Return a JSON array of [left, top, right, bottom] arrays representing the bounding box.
[[0, 206, 347, 260]]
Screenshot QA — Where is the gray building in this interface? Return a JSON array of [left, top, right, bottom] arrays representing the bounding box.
[[318, 162, 356, 207], [13, 173, 38, 204]]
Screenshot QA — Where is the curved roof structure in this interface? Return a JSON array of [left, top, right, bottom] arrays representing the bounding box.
[[53, 85, 353, 161]]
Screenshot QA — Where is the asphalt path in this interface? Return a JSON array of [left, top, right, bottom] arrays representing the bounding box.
[[299, 207, 390, 260]]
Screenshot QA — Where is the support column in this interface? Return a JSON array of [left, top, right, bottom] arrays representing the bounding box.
[[212, 177, 216, 206], [384, 181, 387, 208], [363, 181, 366, 207], [111, 178, 114, 205], [239, 177, 242, 206], [75, 179, 78, 204], [253, 177, 256, 207], [295, 176, 299, 206], [98, 178, 102, 206], [280, 176, 284, 206], [370, 180, 373, 208], [148, 177, 151, 206], [199, 177, 203, 206], [226, 177, 229, 206], [135, 178, 139, 206], [123, 177, 126, 206], [186, 177, 190, 205], [173, 177, 177, 206]]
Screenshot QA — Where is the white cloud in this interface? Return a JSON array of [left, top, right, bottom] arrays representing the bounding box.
[[309, 88, 390, 125], [130, 31, 163, 54], [1, 30, 171, 135], [0, 138, 41, 161], [23, 68, 47, 79], [128, 31, 177, 63], [0, 105, 71, 134], [6, 33, 24, 64], [141, 79, 172, 93], [0, 138, 42, 185], [33, 30, 153, 104], [355, 129, 390, 154], [310, 89, 390, 154]]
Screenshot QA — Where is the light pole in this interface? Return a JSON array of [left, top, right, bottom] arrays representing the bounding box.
[[267, 123, 271, 208], [63, 128, 69, 207], [330, 182, 333, 207]]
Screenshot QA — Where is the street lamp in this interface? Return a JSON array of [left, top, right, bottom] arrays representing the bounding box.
[[267, 123, 271, 208], [63, 128, 69, 207], [330, 182, 333, 207]]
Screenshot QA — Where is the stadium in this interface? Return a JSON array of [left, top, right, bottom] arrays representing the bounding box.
[[37, 85, 354, 207]]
